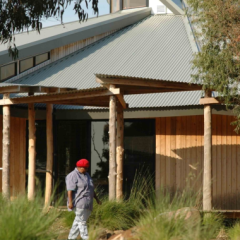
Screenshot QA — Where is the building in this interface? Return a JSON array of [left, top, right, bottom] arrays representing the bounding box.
[[0, 0, 239, 212]]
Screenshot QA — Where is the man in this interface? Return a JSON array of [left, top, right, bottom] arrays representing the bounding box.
[[66, 159, 101, 240]]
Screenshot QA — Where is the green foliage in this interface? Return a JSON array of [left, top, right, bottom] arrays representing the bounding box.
[[0, 194, 60, 240], [137, 188, 223, 240], [186, 0, 240, 130], [228, 222, 240, 240], [0, 0, 99, 59]]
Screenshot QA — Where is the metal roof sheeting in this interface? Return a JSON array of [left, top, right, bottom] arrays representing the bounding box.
[[8, 14, 200, 109], [50, 90, 203, 110], [0, 8, 151, 65]]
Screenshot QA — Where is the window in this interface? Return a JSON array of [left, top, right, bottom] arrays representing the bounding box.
[[19, 52, 50, 73], [56, 121, 90, 203], [0, 62, 17, 82], [123, 0, 147, 9], [20, 57, 34, 73], [35, 52, 50, 65], [90, 120, 155, 196]]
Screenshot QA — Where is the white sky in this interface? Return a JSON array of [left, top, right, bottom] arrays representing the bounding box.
[[41, 0, 110, 28]]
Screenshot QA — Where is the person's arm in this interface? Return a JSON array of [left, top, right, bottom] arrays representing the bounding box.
[[68, 191, 74, 209], [94, 191, 101, 205]]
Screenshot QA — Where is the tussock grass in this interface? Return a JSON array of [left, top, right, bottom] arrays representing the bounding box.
[[228, 222, 240, 240], [136, 188, 224, 240], [0, 194, 60, 240]]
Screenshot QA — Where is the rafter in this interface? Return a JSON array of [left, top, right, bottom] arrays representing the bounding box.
[[0, 88, 120, 106], [0, 85, 77, 94], [96, 77, 202, 92], [116, 94, 128, 109]]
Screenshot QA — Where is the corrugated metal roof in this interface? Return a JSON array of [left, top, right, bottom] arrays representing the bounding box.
[[50, 90, 203, 110], [7, 14, 200, 109], [0, 8, 151, 65], [12, 15, 197, 87]]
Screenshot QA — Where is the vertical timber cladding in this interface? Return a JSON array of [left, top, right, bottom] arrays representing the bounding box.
[[155, 115, 240, 210], [50, 30, 117, 62], [0, 117, 26, 198]]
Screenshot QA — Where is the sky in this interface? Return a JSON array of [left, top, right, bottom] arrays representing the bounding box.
[[41, 0, 110, 28]]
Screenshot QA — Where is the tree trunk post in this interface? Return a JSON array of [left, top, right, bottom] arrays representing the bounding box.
[[109, 85, 117, 200], [2, 94, 10, 199], [45, 104, 53, 207], [116, 103, 124, 200], [28, 103, 36, 201], [203, 90, 212, 211]]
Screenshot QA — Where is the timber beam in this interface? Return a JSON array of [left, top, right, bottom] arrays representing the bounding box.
[[116, 94, 128, 109], [96, 77, 202, 92], [200, 97, 221, 105], [203, 90, 212, 211], [0, 88, 120, 106], [0, 85, 77, 94], [2, 94, 11, 199], [109, 87, 117, 200]]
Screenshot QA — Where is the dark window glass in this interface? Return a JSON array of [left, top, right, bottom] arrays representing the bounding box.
[[35, 53, 49, 65], [0, 63, 16, 81], [20, 57, 34, 73], [56, 121, 90, 202], [123, 0, 146, 9], [91, 121, 109, 194], [90, 120, 155, 197], [123, 120, 155, 197]]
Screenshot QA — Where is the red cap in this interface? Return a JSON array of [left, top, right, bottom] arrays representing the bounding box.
[[76, 159, 89, 168]]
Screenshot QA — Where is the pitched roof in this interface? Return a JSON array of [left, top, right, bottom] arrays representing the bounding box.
[[8, 14, 201, 109], [0, 8, 151, 65]]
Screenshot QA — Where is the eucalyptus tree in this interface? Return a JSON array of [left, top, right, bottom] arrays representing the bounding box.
[[0, 0, 99, 59], [187, 0, 240, 130]]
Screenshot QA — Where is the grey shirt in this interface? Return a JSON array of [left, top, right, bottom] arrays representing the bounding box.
[[66, 168, 94, 211]]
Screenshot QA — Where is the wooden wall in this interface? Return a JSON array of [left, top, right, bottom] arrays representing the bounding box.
[[156, 114, 240, 210], [0, 117, 26, 198], [50, 30, 117, 61]]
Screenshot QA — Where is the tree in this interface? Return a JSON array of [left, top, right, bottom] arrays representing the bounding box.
[[186, 0, 240, 130], [0, 0, 99, 59]]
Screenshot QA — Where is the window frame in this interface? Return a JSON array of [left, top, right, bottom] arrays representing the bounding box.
[[0, 62, 17, 82], [19, 52, 50, 74], [110, 0, 148, 13], [123, 0, 148, 10], [19, 57, 35, 74], [35, 52, 50, 66]]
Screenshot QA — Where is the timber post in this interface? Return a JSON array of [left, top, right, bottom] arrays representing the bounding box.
[[116, 103, 124, 200], [2, 94, 10, 199], [45, 104, 53, 207], [28, 103, 36, 200], [203, 90, 212, 211], [109, 85, 117, 200]]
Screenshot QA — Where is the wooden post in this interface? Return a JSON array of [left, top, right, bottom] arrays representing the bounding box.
[[2, 94, 10, 199], [203, 90, 212, 211], [45, 104, 53, 206], [28, 103, 36, 200], [116, 103, 124, 200], [109, 85, 117, 200]]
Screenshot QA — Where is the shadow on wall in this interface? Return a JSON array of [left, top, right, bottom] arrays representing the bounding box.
[[156, 144, 240, 211]]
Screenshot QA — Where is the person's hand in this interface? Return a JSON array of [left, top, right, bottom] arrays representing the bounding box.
[[68, 202, 74, 209]]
